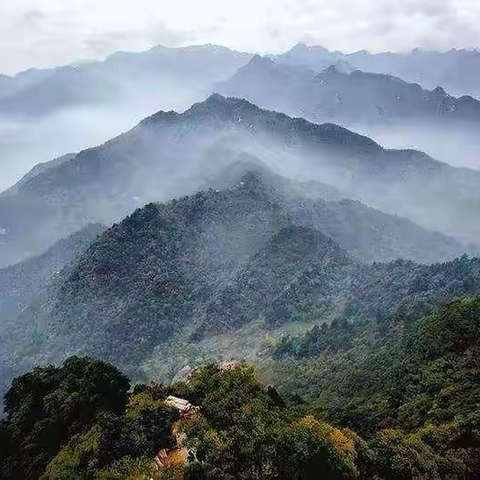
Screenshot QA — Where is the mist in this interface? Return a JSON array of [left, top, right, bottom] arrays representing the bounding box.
[[217, 54, 480, 172], [2, 45, 480, 291], [0, 88, 214, 193], [0, 108, 145, 192], [356, 121, 480, 170], [0, 44, 251, 192], [2, 92, 480, 274]]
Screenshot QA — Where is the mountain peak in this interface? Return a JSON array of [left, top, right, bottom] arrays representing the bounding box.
[[431, 86, 448, 96], [192, 93, 257, 115], [287, 42, 331, 55], [353, 49, 371, 56], [205, 92, 229, 104], [145, 43, 237, 55]]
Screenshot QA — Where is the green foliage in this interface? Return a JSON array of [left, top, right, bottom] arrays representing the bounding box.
[[6, 173, 478, 395], [274, 416, 363, 479], [3, 329, 480, 480], [2, 175, 480, 479], [96, 456, 154, 479], [43, 385, 179, 479], [201, 225, 350, 332], [3, 359, 376, 479], [175, 364, 370, 479], [0, 357, 178, 479], [266, 295, 480, 477], [368, 428, 469, 479], [41, 424, 102, 479], [1, 356, 129, 479]]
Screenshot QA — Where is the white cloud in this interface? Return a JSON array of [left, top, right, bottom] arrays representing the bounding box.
[[1, 0, 480, 75]]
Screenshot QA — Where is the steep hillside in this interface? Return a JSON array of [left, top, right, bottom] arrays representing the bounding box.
[[0, 223, 104, 323], [3, 298, 480, 478], [287, 198, 464, 264], [269, 292, 480, 449], [3, 174, 480, 393], [3, 351, 480, 479], [196, 224, 350, 335], [0, 94, 478, 267]]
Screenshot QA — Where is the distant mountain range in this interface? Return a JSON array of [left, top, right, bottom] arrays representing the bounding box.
[[0, 44, 251, 192], [0, 44, 251, 117], [276, 42, 480, 99], [3, 42, 480, 191], [1, 94, 478, 268], [221, 55, 480, 123], [217, 55, 480, 168]]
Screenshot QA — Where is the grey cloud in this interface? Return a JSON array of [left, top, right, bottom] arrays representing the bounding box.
[[1, 0, 480, 75], [82, 24, 191, 57], [22, 9, 47, 27]]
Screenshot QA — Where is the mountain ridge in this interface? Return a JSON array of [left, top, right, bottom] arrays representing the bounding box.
[[277, 43, 480, 98], [217, 56, 480, 167], [2, 171, 479, 391], [1, 93, 479, 267], [0, 44, 252, 118]]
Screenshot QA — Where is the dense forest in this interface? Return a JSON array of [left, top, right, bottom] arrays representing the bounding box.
[[3, 172, 480, 387], [2, 285, 480, 479]]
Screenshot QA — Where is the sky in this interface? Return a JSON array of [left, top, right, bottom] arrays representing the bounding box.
[[1, 0, 480, 75]]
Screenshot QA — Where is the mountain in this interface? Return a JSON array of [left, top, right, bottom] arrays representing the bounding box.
[[217, 56, 480, 168], [1, 173, 480, 479], [3, 43, 480, 192], [3, 153, 77, 195], [0, 44, 251, 192], [3, 41, 480, 480], [268, 286, 480, 458], [274, 42, 351, 71], [0, 44, 251, 118], [0, 93, 479, 268], [0, 223, 104, 325], [278, 43, 480, 99], [287, 198, 465, 264], [2, 173, 479, 390], [2, 175, 480, 478], [3, 340, 480, 478], [220, 56, 480, 123]]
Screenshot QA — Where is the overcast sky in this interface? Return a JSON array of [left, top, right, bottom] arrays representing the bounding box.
[[1, 0, 480, 75]]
